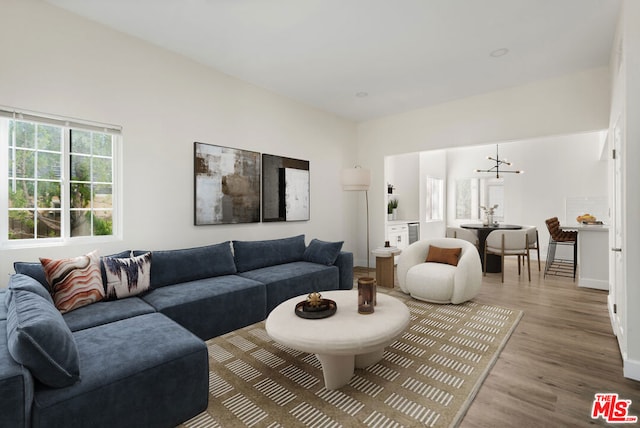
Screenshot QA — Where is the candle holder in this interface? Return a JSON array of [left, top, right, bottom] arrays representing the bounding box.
[[358, 277, 375, 314]]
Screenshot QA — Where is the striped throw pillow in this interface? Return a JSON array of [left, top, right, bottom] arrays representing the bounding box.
[[40, 250, 105, 313]]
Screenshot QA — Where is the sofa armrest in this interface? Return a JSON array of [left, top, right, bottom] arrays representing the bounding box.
[[334, 251, 354, 290], [0, 321, 34, 428]]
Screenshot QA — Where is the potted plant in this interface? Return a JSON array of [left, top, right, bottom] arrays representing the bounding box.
[[388, 199, 398, 220]]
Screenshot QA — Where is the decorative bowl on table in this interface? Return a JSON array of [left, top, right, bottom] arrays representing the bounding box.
[[294, 292, 337, 319]]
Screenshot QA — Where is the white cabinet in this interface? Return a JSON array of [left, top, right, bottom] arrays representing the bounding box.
[[387, 224, 409, 250]]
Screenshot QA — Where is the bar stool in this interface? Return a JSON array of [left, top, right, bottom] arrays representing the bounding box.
[[544, 217, 577, 280]]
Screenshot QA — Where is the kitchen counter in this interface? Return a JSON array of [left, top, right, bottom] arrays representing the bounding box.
[[566, 224, 609, 232], [565, 224, 609, 290], [386, 220, 420, 225]]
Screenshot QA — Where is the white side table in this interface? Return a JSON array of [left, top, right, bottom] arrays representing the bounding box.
[[371, 247, 402, 288], [265, 290, 410, 390]]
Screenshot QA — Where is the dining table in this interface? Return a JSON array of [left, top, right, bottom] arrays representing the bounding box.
[[460, 223, 523, 273]]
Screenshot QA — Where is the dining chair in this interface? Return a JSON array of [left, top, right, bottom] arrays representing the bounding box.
[[445, 227, 479, 249], [544, 217, 578, 280], [484, 229, 531, 283], [521, 226, 541, 271]]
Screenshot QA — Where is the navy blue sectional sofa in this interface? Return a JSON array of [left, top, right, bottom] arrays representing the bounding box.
[[0, 235, 353, 428]]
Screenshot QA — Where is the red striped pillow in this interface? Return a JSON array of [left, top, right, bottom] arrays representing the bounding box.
[[40, 250, 105, 313]]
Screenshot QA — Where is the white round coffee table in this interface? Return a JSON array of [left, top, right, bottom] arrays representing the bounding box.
[[265, 289, 410, 390]]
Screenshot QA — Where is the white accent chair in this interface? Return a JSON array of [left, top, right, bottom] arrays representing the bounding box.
[[445, 227, 479, 249], [397, 238, 482, 304], [484, 229, 531, 283]]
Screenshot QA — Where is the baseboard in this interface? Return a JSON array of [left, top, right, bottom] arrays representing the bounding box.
[[623, 358, 640, 381], [608, 294, 619, 337], [578, 278, 609, 290]]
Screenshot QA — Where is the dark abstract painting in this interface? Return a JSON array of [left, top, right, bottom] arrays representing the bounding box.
[[262, 154, 310, 222], [194, 142, 260, 225]]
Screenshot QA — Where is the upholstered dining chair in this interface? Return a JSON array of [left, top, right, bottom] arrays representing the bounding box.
[[445, 227, 479, 249], [397, 237, 482, 304], [484, 229, 531, 283], [544, 217, 578, 280], [521, 226, 541, 271]]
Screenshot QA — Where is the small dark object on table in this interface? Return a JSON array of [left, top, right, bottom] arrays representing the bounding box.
[[295, 292, 337, 319]]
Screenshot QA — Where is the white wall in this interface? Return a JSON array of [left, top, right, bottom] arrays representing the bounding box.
[[385, 152, 420, 221], [0, 0, 357, 280], [357, 67, 611, 268]]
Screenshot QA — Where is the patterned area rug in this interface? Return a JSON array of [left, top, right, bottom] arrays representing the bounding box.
[[181, 289, 522, 427]]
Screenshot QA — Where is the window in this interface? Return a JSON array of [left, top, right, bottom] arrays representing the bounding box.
[[455, 178, 480, 220], [425, 176, 444, 221], [485, 179, 504, 221], [1, 108, 121, 245], [455, 178, 504, 221]]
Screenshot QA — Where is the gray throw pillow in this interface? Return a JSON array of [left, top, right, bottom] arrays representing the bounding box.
[[303, 239, 344, 265], [6, 288, 80, 388]]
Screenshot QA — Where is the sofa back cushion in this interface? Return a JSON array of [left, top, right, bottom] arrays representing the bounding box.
[[150, 241, 236, 288], [13, 261, 50, 291], [5, 287, 80, 388], [233, 235, 306, 272]]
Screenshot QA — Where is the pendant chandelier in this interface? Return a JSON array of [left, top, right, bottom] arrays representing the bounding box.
[[474, 144, 523, 178]]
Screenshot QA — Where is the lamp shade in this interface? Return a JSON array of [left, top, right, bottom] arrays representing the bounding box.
[[341, 167, 371, 191]]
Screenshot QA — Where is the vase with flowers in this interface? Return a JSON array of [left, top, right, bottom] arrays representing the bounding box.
[[480, 204, 498, 226]]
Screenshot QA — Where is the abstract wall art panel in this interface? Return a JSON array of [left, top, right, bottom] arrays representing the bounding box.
[[194, 142, 260, 225], [262, 154, 310, 222]]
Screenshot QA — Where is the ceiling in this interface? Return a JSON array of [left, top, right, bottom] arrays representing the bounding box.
[[44, 0, 621, 121]]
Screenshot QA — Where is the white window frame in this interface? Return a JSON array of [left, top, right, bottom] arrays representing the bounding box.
[[1, 107, 123, 249], [425, 176, 444, 221]]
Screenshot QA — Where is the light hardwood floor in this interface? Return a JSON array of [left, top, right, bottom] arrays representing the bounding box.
[[356, 259, 640, 427]]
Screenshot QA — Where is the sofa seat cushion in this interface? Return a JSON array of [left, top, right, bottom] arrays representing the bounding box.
[[0, 319, 34, 428], [406, 262, 456, 303], [233, 234, 306, 272], [150, 241, 236, 288], [141, 275, 266, 340], [238, 261, 339, 313], [62, 297, 156, 332], [31, 313, 208, 428]]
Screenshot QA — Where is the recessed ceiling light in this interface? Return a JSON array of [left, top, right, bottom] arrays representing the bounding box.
[[355, 92, 369, 98], [490, 48, 509, 58]]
